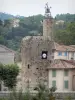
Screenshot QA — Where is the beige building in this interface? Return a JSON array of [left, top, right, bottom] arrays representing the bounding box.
[[53, 42, 75, 60], [20, 4, 75, 92], [0, 45, 15, 64], [48, 59, 75, 91]]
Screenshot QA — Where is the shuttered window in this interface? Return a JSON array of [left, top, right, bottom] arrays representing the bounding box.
[[64, 80, 68, 89], [52, 80, 56, 87], [52, 70, 56, 77], [64, 70, 68, 76]]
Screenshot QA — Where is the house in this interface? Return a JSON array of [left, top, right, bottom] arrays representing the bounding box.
[[0, 45, 15, 64], [56, 20, 64, 25], [53, 42, 75, 60], [48, 59, 75, 91]]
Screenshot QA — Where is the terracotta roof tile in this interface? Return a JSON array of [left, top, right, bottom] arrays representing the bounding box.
[[54, 42, 75, 52], [47, 59, 75, 69]]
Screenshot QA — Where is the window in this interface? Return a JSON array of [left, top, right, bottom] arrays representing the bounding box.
[[42, 51, 48, 59], [58, 52, 62, 56], [64, 52, 67, 56], [71, 53, 74, 57], [64, 80, 68, 89], [28, 64, 30, 69], [52, 70, 56, 77], [52, 80, 56, 87], [64, 70, 68, 76], [71, 53, 74, 59]]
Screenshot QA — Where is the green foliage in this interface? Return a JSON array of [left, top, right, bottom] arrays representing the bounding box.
[[0, 98, 8, 100], [0, 20, 3, 26], [55, 13, 75, 22], [0, 12, 14, 20], [34, 83, 56, 100], [0, 63, 19, 89], [64, 96, 72, 100], [54, 21, 75, 45]]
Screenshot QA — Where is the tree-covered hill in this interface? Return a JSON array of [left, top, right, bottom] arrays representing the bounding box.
[[55, 13, 75, 22], [0, 12, 24, 20], [0, 13, 75, 51], [0, 12, 14, 20]]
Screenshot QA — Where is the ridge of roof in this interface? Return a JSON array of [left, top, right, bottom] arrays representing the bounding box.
[[47, 59, 75, 69], [61, 59, 75, 66], [54, 42, 75, 52], [0, 44, 16, 53]]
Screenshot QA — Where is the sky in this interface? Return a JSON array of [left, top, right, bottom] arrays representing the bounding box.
[[0, 0, 75, 17]]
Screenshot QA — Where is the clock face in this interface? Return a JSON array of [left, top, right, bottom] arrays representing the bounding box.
[[42, 51, 48, 59], [42, 53, 47, 58]]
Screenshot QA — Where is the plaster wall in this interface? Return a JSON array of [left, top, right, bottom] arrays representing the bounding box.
[[49, 69, 73, 91], [54, 51, 75, 60]]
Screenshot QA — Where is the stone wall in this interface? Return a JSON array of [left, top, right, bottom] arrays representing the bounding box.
[[0, 92, 74, 100], [21, 36, 54, 91]]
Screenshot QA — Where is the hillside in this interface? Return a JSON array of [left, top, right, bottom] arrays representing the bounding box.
[[0, 12, 24, 20], [0, 13, 75, 50], [0, 12, 14, 20], [55, 13, 75, 22]]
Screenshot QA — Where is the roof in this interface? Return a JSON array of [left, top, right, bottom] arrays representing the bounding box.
[[47, 59, 75, 69], [54, 42, 75, 52], [0, 44, 16, 53]]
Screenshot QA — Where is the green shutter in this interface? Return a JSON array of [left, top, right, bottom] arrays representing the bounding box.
[[52, 70, 56, 77], [64, 81, 68, 89], [52, 81, 56, 87], [64, 70, 68, 76]]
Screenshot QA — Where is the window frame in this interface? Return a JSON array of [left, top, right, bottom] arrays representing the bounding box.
[[52, 70, 56, 77], [64, 52, 67, 56], [52, 80, 56, 87], [64, 70, 68, 76], [58, 51, 62, 56], [64, 80, 69, 89]]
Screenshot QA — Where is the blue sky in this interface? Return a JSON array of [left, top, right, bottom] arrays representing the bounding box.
[[0, 0, 75, 17]]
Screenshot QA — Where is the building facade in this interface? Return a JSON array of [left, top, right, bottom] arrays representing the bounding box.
[[0, 45, 15, 64], [53, 42, 75, 60], [48, 60, 75, 91]]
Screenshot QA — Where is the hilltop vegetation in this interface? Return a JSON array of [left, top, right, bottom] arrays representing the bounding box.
[[0, 13, 75, 50], [55, 13, 75, 22]]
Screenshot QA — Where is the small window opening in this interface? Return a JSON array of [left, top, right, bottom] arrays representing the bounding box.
[[28, 64, 30, 69], [36, 68, 39, 70]]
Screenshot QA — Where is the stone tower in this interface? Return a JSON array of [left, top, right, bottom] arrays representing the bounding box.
[[43, 3, 53, 40], [21, 3, 54, 91]]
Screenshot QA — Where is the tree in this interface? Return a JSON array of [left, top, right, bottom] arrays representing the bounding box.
[[0, 20, 3, 26], [0, 64, 19, 89], [4, 19, 11, 27]]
